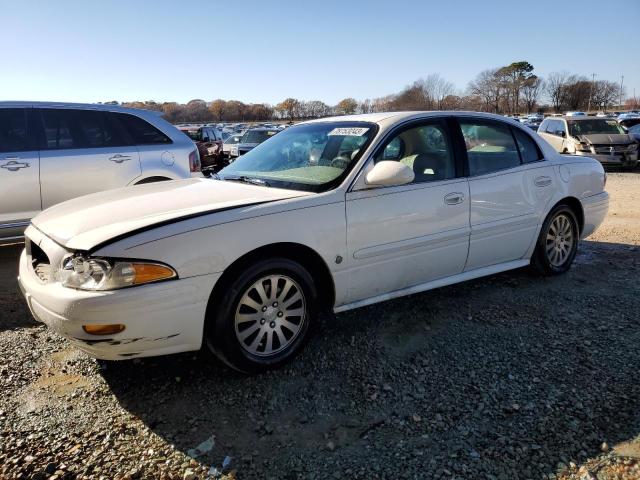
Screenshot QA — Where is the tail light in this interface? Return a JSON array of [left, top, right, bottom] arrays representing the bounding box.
[[189, 149, 201, 172]]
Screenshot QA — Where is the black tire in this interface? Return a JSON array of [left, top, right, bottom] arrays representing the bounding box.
[[531, 204, 579, 275], [205, 258, 317, 374]]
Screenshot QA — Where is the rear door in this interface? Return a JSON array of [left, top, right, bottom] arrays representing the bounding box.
[[37, 108, 141, 209], [457, 118, 555, 270], [0, 107, 41, 239]]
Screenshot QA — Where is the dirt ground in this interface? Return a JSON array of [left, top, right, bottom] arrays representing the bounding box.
[[0, 173, 639, 480]]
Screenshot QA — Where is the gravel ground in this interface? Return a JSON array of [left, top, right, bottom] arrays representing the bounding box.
[[1, 173, 639, 480]]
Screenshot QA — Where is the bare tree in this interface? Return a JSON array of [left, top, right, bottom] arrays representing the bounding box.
[[521, 76, 544, 113], [275, 98, 301, 122], [545, 72, 572, 112], [468, 69, 503, 113]]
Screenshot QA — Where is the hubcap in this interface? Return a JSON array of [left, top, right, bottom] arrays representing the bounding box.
[[234, 274, 306, 357], [545, 214, 575, 267]]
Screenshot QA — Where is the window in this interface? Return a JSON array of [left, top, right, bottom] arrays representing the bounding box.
[[0, 108, 28, 152], [512, 128, 543, 163], [41, 109, 127, 149], [113, 113, 172, 145], [219, 122, 376, 192], [568, 119, 625, 136], [460, 121, 520, 176], [374, 123, 455, 183], [546, 120, 565, 136]]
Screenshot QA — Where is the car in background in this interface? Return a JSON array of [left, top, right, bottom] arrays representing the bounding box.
[[626, 124, 640, 144], [0, 101, 201, 244], [565, 111, 586, 117], [222, 133, 243, 159], [178, 125, 225, 173], [538, 116, 638, 168], [18, 111, 609, 372], [229, 127, 279, 158]]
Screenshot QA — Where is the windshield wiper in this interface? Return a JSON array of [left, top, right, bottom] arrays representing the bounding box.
[[222, 175, 271, 187]]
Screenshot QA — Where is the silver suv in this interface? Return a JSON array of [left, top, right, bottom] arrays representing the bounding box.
[[0, 102, 201, 244]]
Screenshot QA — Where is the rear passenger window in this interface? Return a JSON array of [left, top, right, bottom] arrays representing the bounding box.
[[0, 109, 28, 152], [41, 109, 127, 149], [512, 128, 543, 163], [460, 121, 520, 176], [114, 113, 172, 145]]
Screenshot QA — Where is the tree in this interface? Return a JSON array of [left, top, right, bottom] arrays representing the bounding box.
[[546, 72, 572, 112], [335, 98, 358, 115], [276, 98, 301, 121], [468, 69, 503, 113], [209, 99, 227, 121], [521, 76, 544, 113], [497, 61, 535, 113]]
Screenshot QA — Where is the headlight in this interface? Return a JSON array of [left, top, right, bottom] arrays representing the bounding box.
[[575, 142, 592, 152], [628, 143, 638, 152], [56, 255, 177, 291]]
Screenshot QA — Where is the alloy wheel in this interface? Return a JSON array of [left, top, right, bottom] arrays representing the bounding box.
[[234, 274, 306, 357], [545, 214, 575, 267]]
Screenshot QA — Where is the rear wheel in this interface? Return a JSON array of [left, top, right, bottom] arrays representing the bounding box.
[[205, 258, 317, 373], [531, 205, 579, 275]]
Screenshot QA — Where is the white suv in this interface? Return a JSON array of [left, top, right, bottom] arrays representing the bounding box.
[[0, 102, 201, 243]]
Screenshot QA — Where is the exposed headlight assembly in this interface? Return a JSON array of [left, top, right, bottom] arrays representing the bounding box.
[[575, 142, 592, 152], [628, 143, 638, 152], [56, 255, 177, 291]]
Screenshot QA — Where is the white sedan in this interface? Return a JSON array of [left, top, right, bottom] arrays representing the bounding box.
[[18, 112, 609, 373]]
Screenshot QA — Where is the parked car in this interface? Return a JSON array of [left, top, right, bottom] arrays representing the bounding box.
[[178, 125, 225, 173], [222, 133, 243, 159], [565, 111, 586, 117], [229, 127, 279, 158], [18, 111, 609, 372], [626, 124, 640, 144], [537, 116, 638, 168], [0, 101, 201, 244]]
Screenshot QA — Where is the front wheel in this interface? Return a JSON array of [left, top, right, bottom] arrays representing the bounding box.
[[531, 205, 579, 275], [205, 258, 317, 373]]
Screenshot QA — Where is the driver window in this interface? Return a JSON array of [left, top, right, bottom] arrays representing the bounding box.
[[374, 123, 455, 183]]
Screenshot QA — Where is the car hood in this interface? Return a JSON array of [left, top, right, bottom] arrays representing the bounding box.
[[577, 133, 633, 144], [31, 178, 310, 250]]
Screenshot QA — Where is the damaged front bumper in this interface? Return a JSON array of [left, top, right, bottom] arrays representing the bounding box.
[[18, 247, 221, 360], [573, 150, 638, 166]]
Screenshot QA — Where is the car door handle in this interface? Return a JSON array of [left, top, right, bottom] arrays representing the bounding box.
[[109, 154, 131, 163], [534, 176, 552, 187], [444, 192, 465, 205], [1, 160, 30, 171]]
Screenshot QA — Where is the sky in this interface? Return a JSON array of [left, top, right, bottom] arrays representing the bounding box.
[[1, 0, 639, 106]]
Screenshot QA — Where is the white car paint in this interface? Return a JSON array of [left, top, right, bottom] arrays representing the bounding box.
[[18, 111, 609, 360]]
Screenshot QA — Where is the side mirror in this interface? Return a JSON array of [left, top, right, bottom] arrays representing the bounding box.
[[557, 130, 566, 138], [365, 161, 414, 187]]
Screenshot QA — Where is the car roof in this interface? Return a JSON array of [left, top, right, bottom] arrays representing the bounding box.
[[299, 111, 530, 129], [0, 100, 160, 116]]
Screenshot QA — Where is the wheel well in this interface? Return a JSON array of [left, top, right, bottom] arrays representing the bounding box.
[[208, 243, 336, 313], [135, 176, 171, 185], [554, 197, 584, 234]]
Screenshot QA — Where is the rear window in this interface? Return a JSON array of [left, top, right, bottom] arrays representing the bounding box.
[[113, 113, 172, 145], [242, 130, 278, 144], [0, 108, 29, 152], [41, 109, 127, 149]]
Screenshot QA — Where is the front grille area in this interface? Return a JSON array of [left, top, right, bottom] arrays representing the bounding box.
[[28, 240, 51, 283], [592, 144, 628, 154]]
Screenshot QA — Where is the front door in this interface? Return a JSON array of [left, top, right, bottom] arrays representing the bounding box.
[[345, 119, 470, 304], [37, 108, 141, 209], [0, 108, 41, 240]]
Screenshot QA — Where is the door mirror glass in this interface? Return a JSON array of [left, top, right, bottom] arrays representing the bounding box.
[[365, 161, 415, 187]]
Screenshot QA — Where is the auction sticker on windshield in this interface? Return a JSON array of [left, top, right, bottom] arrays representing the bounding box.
[[327, 127, 369, 136]]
